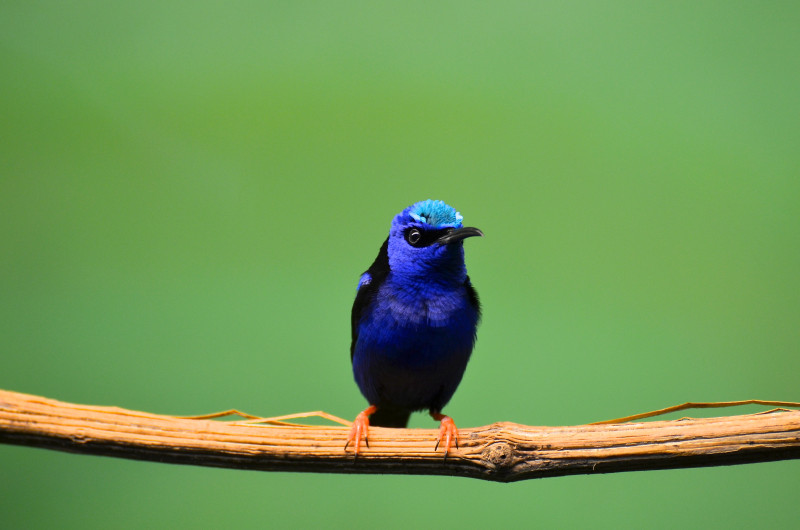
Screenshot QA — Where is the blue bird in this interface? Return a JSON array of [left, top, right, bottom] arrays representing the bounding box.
[[346, 200, 482, 455]]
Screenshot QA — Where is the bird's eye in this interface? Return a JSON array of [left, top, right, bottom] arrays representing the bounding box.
[[405, 228, 422, 246]]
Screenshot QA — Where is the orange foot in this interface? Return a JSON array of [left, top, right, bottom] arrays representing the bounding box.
[[431, 412, 459, 456], [345, 405, 377, 456]]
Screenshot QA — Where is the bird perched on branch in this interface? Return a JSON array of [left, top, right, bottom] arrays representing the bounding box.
[[347, 200, 482, 456]]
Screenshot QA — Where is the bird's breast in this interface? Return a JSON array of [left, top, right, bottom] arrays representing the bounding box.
[[352, 275, 479, 408], [374, 279, 471, 328]]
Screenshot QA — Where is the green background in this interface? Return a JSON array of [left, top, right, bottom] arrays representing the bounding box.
[[2, 2, 799, 528]]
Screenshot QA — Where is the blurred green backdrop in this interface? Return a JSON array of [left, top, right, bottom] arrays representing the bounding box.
[[2, 2, 799, 528]]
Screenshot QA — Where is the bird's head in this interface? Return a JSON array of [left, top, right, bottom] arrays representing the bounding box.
[[387, 199, 483, 282]]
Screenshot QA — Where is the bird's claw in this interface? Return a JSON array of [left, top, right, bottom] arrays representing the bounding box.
[[345, 406, 376, 456], [434, 415, 459, 456]]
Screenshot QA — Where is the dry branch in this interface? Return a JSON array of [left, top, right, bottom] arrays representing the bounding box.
[[1, 389, 799, 482]]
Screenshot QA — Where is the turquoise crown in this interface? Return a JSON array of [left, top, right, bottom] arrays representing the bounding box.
[[405, 199, 463, 228]]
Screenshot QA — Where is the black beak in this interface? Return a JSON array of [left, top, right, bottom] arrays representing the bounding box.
[[436, 226, 484, 245]]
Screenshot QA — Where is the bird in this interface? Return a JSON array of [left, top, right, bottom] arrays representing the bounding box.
[[346, 199, 482, 456]]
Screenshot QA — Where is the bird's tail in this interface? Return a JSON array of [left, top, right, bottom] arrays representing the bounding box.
[[370, 406, 411, 428]]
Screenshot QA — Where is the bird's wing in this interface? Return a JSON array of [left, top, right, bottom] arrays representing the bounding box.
[[465, 275, 482, 320], [351, 237, 390, 362]]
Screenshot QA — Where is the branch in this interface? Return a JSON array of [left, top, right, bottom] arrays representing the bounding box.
[[1, 389, 798, 482]]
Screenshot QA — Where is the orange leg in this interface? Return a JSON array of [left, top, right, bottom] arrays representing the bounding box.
[[345, 405, 377, 455], [431, 412, 459, 456]]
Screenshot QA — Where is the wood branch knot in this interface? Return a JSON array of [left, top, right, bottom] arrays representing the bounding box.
[[70, 428, 90, 444], [481, 441, 514, 470]]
